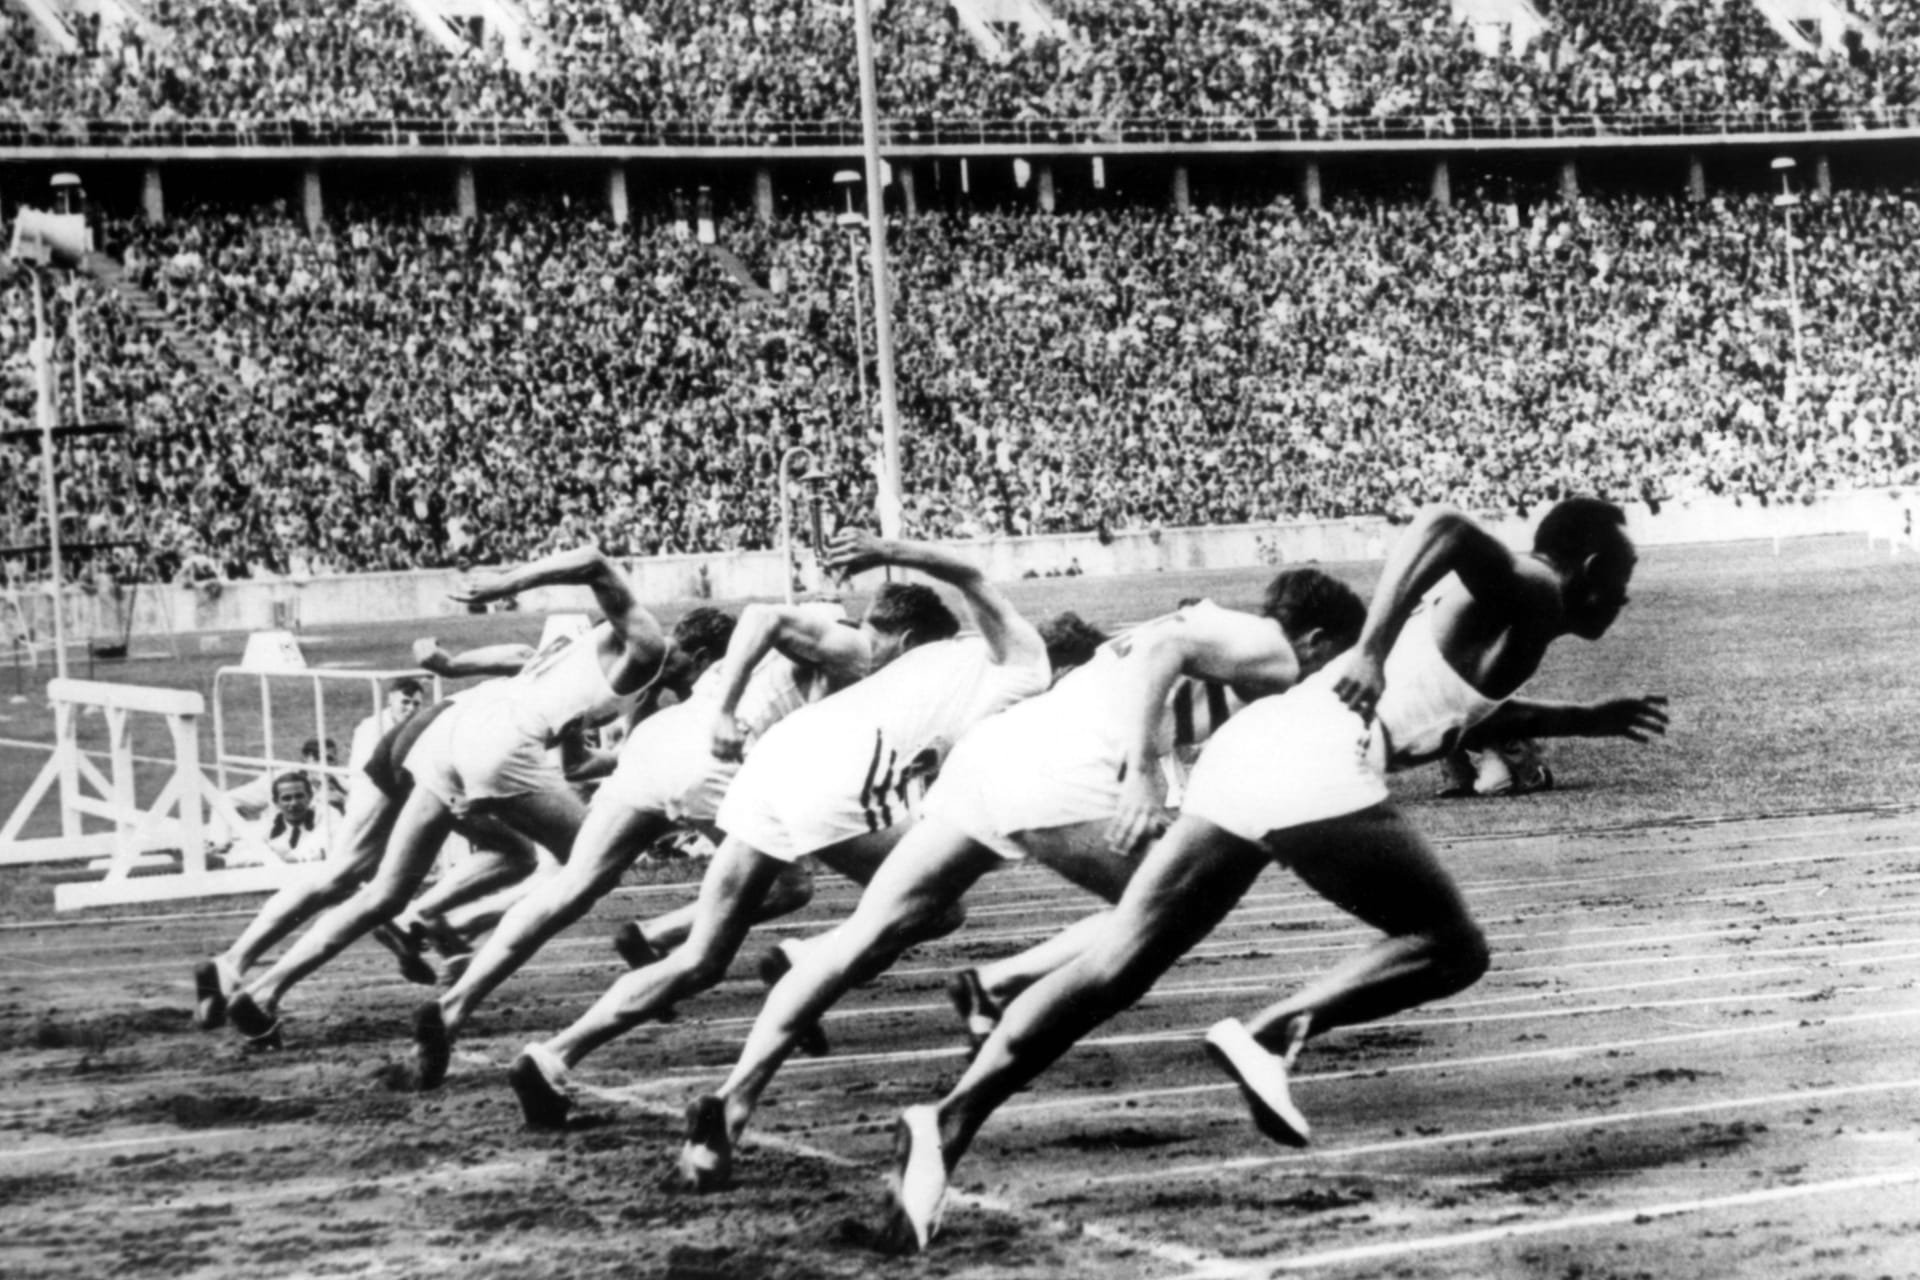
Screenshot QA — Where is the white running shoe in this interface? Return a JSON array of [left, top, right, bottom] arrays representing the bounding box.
[[880, 1105, 948, 1254], [1203, 1018, 1311, 1148]]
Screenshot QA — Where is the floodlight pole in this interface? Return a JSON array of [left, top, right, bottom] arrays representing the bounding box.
[[851, 0, 906, 540], [30, 270, 70, 680], [1777, 171, 1805, 381]]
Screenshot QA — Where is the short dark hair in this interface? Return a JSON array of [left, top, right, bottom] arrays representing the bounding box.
[[867, 581, 960, 646], [672, 607, 737, 662], [300, 736, 339, 763], [1039, 611, 1110, 673], [1262, 567, 1366, 650], [389, 677, 425, 699], [1533, 497, 1632, 568], [272, 772, 313, 801]]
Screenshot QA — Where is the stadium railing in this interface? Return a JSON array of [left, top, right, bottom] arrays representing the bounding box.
[[4, 106, 1920, 151]]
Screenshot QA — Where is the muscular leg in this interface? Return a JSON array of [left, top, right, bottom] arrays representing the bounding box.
[[538, 835, 793, 1070], [712, 820, 1004, 1143], [221, 773, 396, 975], [632, 854, 814, 955], [439, 800, 673, 1036], [402, 824, 545, 942], [931, 814, 1267, 1173], [241, 786, 456, 1013], [1239, 804, 1490, 1053], [972, 822, 1133, 1004]]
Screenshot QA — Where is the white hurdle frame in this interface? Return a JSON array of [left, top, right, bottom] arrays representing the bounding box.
[[210, 664, 438, 799], [0, 677, 282, 910]]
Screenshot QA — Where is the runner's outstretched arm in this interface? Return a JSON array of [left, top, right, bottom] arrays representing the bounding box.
[[823, 530, 1046, 671], [709, 602, 871, 762], [1461, 694, 1670, 746], [448, 547, 668, 689]]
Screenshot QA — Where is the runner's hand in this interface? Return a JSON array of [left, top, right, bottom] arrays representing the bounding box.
[[1332, 651, 1387, 724], [1105, 769, 1171, 857], [820, 528, 888, 581], [1587, 695, 1670, 742], [710, 709, 748, 762]]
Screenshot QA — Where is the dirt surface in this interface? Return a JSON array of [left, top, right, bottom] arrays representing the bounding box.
[[5, 805, 1920, 1280]]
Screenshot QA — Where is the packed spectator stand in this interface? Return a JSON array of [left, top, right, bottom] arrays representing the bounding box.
[[3, 0, 1920, 584], [3, 0, 1920, 142], [5, 184, 1917, 580]]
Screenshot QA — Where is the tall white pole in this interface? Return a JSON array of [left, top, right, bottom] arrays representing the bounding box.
[[31, 271, 69, 680], [850, 0, 906, 539]]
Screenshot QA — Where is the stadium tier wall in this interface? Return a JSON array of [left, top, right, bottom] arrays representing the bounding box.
[[3, 489, 1904, 640]]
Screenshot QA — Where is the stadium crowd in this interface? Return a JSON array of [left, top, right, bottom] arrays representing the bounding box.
[[4, 0, 1920, 135], [5, 183, 1918, 582]]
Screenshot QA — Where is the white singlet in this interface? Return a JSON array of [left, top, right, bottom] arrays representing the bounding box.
[[602, 645, 838, 823], [498, 623, 641, 743], [410, 626, 646, 808], [718, 635, 1051, 861], [923, 602, 1253, 860], [1182, 598, 1512, 843]]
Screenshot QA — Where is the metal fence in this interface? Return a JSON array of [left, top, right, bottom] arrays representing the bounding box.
[[3, 105, 1919, 152]]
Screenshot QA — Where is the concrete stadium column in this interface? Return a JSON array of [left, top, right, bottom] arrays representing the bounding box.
[[1300, 161, 1323, 212], [1687, 154, 1707, 202], [1815, 152, 1833, 197], [141, 164, 164, 224], [753, 165, 774, 222], [455, 163, 477, 222], [1171, 163, 1191, 214], [1430, 158, 1452, 209], [898, 163, 919, 216], [1036, 160, 1056, 213], [606, 164, 630, 227], [300, 164, 324, 233], [1558, 159, 1580, 203]]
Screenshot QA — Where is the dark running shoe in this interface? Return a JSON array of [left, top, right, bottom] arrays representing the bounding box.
[[945, 969, 1002, 1059], [372, 922, 438, 987], [611, 921, 661, 970], [675, 1094, 733, 1192], [412, 1001, 453, 1092], [192, 957, 229, 1031], [226, 991, 283, 1052], [757, 942, 830, 1058], [507, 1045, 574, 1130], [611, 923, 678, 1021]]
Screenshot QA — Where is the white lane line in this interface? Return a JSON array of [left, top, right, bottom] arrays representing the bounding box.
[[997, 1005, 1920, 1119], [1, 1127, 263, 1162], [599, 974, 1920, 1099], [1084, 1075, 1920, 1187], [1188, 1168, 1920, 1277]]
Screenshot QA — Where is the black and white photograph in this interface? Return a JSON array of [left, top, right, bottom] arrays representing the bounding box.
[[3, 1, 1919, 1275]]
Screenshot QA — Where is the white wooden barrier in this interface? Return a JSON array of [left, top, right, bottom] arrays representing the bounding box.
[[0, 677, 303, 909]]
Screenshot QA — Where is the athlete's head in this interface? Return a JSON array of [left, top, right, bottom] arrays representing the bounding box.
[[671, 606, 738, 675], [862, 581, 959, 671], [1533, 497, 1635, 640], [1261, 567, 1366, 678], [271, 771, 315, 819], [1038, 611, 1110, 681], [385, 678, 425, 724]]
